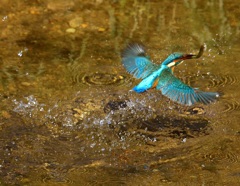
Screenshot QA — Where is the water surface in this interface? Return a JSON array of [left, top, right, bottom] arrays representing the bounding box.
[[0, 0, 240, 185]]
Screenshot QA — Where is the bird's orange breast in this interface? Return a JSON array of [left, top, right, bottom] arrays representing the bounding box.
[[151, 66, 175, 89], [151, 78, 159, 88]]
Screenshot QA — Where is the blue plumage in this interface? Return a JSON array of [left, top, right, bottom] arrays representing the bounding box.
[[161, 52, 184, 65], [156, 67, 219, 105], [121, 43, 159, 79], [121, 43, 219, 106], [132, 69, 162, 92]]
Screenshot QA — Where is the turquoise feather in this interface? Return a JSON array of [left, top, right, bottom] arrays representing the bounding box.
[[121, 43, 219, 106], [156, 67, 219, 105], [121, 43, 159, 79]]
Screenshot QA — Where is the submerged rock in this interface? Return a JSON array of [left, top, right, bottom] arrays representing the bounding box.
[[104, 100, 128, 113]]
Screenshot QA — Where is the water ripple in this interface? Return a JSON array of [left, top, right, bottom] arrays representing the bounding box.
[[225, 151, 239, 164], [183, 73, 238, 88], [202, 148, 239, 165], [207, 74, 239, 88], [41, 175, 74, 185], [221, 99, 240, 113], [81, 72, 125, 86]]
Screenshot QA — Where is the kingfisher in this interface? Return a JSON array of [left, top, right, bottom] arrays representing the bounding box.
[[121, 43, 219, 106]]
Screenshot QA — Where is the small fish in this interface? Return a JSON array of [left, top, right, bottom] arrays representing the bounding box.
[[121, 43, 219, 106]]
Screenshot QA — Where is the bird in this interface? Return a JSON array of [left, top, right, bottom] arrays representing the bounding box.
[[121, 43, 219, 106]]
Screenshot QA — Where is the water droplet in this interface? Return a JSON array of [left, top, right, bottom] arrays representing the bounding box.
[[18, 51, 23, 57], [90, 143, 96, 148], [17, 48, 28, 57], [2, 16, 8, 21], [182, 138, 187, 143]]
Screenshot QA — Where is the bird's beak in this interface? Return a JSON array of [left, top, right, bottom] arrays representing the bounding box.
[[183, 44, 206, 59], [172, 44, 206, 67]]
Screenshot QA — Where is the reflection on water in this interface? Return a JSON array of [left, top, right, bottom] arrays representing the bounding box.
[[0, 0, 240, 185]]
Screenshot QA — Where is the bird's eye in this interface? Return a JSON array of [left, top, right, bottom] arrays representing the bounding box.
[[167, 62, 175, 67]]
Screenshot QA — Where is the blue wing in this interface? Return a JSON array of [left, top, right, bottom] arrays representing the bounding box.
[[156, 68, 219, 106], [121, 43, 159, 79]]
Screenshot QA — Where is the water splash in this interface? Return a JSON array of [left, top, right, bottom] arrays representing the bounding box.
[[13, 95, 45, 117], [17, 47, 28, 57], [2, 15, 8, 21]]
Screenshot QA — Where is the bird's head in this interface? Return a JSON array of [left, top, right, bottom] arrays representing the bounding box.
[[162, 45, 205, 68]]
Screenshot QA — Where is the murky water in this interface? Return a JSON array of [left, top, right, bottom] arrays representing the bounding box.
[[0, 0, 240, 185]]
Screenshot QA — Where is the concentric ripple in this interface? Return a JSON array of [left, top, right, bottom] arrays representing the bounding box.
[[41, 176, 74, 185], [82, 72, 125, 86], [225, 151, 239, 164], [221, 99, 240, 113], [183, 73, 238, 88], [202, 148, 239, 165], [207, 74, 239, 88]]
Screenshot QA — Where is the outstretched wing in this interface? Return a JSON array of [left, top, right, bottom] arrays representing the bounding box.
[[121, 43, 159, 79], [156, 68, 219, 106]]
